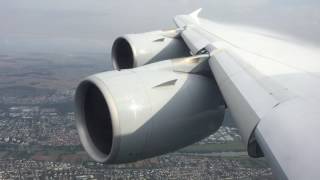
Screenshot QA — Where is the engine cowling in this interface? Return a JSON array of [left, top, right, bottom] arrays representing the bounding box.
[[75, 60, 225, 163], [111, 30, 190, 70]]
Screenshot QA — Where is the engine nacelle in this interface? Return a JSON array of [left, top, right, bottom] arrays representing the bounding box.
[[111, 29, 190, 70], [75, 60, 225, 163]]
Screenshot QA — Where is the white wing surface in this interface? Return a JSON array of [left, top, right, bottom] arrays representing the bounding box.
[[175, 10, 320, 179]]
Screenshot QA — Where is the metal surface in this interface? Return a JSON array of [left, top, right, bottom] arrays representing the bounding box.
[[75, 60, 225, 163], [175, 10, 320, 179], [112, 30, 190, 69], [74, 9, 320, 178]]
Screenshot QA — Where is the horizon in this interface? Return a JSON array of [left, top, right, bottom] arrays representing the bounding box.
[[1, 0, 320, 54]]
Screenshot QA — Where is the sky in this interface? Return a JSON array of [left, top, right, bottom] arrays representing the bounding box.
[[1, 0, 320, 53]]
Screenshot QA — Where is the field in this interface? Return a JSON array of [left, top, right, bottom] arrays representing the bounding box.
[[0, 52, 110, 91], [179, 141, 246, 153], [0, 144, 88, 162]]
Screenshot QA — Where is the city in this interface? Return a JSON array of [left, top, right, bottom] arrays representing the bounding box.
[[0, 52, 273, 179], [0, 98, 273, 179]]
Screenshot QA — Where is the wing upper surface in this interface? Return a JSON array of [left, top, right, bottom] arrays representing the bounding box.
[[175, 14, 320, 179]]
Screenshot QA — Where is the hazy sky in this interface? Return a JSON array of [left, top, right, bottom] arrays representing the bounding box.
[[1, 0, 320, 53]]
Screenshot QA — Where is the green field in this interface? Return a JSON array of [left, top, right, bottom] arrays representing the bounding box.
[[179, 141, 246, 153], [0, 144, 86, 161]]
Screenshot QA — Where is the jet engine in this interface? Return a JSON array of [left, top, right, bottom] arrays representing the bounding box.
[[111, 29, 190, 70], [75, 59, 225, 163]]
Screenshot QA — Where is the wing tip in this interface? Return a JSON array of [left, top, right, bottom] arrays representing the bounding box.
[[189, 8, 202, 24], [189, 8, 202, 18]]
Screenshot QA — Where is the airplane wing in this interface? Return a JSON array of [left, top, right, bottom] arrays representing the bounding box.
[[74, 9, 320, 180], [175, 9, 320, 179]]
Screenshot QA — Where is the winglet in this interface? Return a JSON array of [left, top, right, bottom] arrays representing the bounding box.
[[189, 8, 202, 24], [189, 8, 202, 18]]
